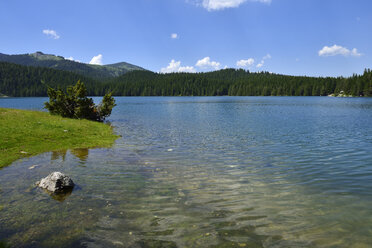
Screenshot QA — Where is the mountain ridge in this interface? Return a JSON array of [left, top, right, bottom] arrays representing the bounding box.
[[0, 51, 145, 80]]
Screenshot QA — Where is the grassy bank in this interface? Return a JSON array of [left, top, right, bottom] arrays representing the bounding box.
[[0, 108, 119, 168]]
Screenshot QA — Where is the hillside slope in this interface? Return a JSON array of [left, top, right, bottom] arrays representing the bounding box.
[[0, 52, 145, 79], [0, 62, 105, 97]]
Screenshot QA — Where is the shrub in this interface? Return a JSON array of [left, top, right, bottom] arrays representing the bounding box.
[[44, 80, 116, 121]]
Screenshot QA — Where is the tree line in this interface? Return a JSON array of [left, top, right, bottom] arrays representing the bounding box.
[[0, 62, 100, 96], [93, 68, 372, 97], [0, 62, 371, 97]]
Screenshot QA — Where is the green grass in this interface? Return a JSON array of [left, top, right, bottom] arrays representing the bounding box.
[[0, 108, 119, 168]]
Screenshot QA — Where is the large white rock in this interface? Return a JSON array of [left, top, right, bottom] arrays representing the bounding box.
[[37, 172, 74, 193]]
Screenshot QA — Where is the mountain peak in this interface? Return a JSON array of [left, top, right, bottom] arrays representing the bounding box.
[[29, 51, 64, 61]]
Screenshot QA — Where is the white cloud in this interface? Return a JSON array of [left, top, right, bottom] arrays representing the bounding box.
[[42, 29, 60, 39], [160, 59, 196, 73], [318, 45, 362, 57], [256, 53, 271, 68], [89, 54, 103, 65], [256, 61, 264, 68], [263, 53, 271, 60], [350, 48, 362, 56], [236, 58, 255, 67], [65, 56, 81, 63], [201, 0, 271, 11], [196, 56, 221, 70], [171, 33, 178, 39]]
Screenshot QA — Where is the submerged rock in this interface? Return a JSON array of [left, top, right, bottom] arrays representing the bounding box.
[[49, 188, 73, 202], [37, 172, 74, 193]]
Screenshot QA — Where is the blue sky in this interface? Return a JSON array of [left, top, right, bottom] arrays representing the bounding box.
[[0, 0, 371, 76]]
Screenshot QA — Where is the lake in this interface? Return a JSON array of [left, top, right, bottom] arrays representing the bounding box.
[[1, 96, 372, 247]]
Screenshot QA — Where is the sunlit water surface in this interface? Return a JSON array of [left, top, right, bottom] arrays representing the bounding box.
[[1, 96, 372, 248]]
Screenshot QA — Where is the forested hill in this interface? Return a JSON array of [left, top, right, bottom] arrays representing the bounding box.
[[0, 62, 100, 96], [104, 69, 372, 97], [0, 52, 145, 80], [0, 61, 371, 97]]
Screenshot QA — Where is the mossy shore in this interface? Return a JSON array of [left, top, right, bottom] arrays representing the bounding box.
[[0, 108, 119, 168]]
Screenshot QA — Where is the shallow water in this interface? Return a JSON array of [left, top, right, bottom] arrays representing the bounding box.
[[1, 96, 372, 247]]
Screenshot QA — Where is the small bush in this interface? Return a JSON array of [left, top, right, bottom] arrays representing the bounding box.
[[44, 80, 116, 121]]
